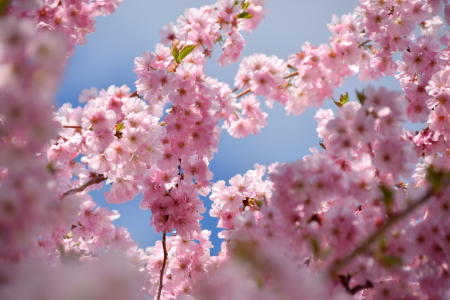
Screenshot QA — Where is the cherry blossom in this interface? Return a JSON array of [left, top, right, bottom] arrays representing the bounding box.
[[2, 0, 450, 299]]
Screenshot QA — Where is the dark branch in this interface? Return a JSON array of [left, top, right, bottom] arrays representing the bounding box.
[[61, 174, 107, 198], [339, 275, 373, 295], [156, 231, 168, 300], [130, 91, 140, 98], [329, 178, 448, 277]]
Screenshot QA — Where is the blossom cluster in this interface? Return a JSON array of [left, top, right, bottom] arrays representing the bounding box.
[[1, 0, 450, 299], [0, 15, 66, 264], [9, 0, 122, 55]]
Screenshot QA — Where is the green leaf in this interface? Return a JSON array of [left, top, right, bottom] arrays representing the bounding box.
[[426, 167, 450, 193], [340, 92, 349, 105], [356, 90, 366, 105], [333, 92, 349, 107], [177, 45, 197, 63], [242, 2, 251, 10], [114, 122, 125, 132], [380, 184, 394, 213], [238, 12, 253, 18], [379, 238, 387, 252], [171, 46, 180, 63], [379, 255, 403, 267], [216, 35, 225, 45], [46, 162, 57, 175]]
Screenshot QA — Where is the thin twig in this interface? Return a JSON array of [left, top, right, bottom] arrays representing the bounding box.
[[283, 70, 299, 79], [236, 87, 251, 99], [130, 91, 140, 98], [61, 174, 107, 198], [63, 125, 82, 129], [358, 39, 371, 48], [157, 231, 168, 300], [329, 184, 442, 277]]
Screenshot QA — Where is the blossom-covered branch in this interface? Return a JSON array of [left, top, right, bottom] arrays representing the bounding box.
[[62, 174, 107, 198], [329, 169, 450, 277]]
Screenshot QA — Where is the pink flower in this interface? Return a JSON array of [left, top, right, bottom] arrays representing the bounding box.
[[406, 99, 430, 123], [429, 104, 448, 132], [182, 156, 213, 183], [168, 79, 196, 106], [350, 109, 377, 143], [387, 10, 416, 36], [228, 118, 252, 138], [159, 21, 178, 45], [250, 67, 278, 96], [218, 31, 246, 67], [426, 70, 450, 96], [104, 177, 139, 204], [372, 139, 415, 179]]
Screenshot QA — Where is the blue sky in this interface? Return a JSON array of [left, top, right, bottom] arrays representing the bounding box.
[[56, 0, 404, 253]]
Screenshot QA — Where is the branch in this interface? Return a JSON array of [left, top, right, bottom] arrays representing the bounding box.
[[63, 125, 82, 129], [329, 180, 445, 277], [156, 231, 168, 300], [130, 91, 140, 98], [61, 174, 107, 198], [339, 275, 373, 295], [358, 39, 371, 48], [236, 87, 251, 99], [283, 70, 299, 79]]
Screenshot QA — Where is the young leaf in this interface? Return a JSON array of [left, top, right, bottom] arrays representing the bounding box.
[[340, 92, 349, 105], [426, 167, 450, 193], [171, 45, 180, 63], [238, 12, 253, 18], [216, 35, 224, 44], [333, 100, 342, 107], [333, 92, 349, 107], [379, 255, 403, 267], [380, 184, 394, 213], [242, 2, 251, 10], [114, 122, 125, 132], [177, 45, 197, 63], [356, 90, 366, 105]]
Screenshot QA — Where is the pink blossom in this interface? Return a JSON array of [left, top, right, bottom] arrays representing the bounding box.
[[406, 99, 430, 123], [429, 104, 448, 132], [250, 67, 278, 96], [426, 69, 450, 96], [4, 1, 450, 299], [104, 177, 139, 204]]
